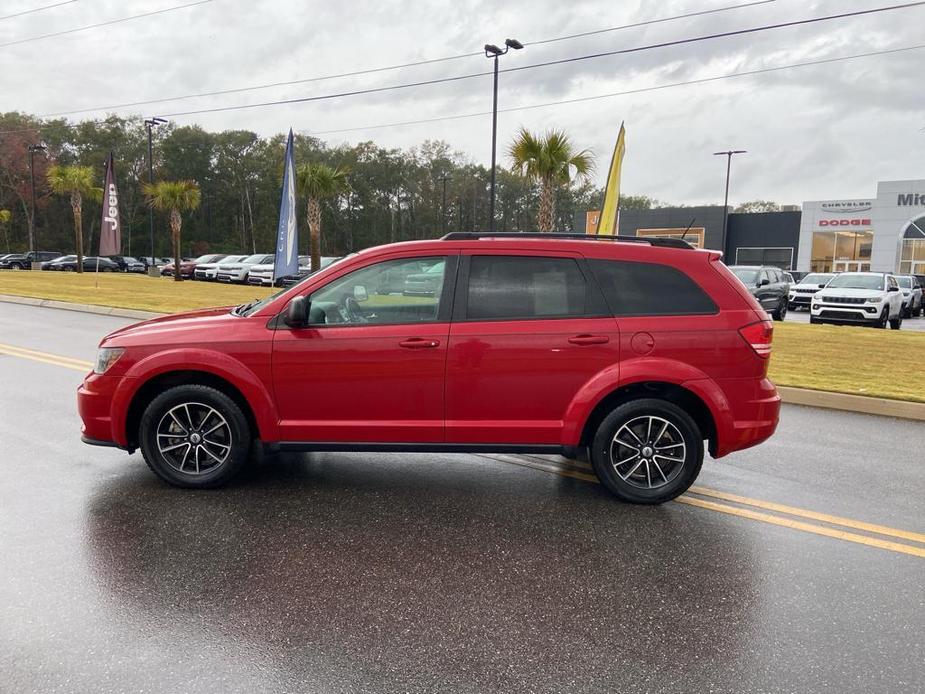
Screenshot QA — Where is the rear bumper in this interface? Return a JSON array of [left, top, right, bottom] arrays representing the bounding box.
[[710, 377, 781, 458]]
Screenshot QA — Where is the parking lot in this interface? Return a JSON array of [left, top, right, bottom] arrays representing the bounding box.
[[0, 301, 922, 693]]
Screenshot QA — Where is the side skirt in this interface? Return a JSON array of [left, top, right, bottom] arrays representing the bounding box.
[[268, 442, 570, 455]]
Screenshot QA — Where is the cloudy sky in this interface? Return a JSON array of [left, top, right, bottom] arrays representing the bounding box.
[[3, 0, 924, 206]]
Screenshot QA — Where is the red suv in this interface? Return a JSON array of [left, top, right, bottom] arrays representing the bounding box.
[[78, 233, 780, 504]]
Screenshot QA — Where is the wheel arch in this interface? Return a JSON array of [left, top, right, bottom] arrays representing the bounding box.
[[123, 370, 261, 450], [577, 381, 719, 457]]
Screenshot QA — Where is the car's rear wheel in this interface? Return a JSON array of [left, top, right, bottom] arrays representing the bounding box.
[[590, 399, 704, 504], [771, 298, 787, 321], [139, 385, 251, 488]]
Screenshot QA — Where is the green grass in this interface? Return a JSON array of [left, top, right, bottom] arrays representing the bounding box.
[[2, 272, 923, 402]]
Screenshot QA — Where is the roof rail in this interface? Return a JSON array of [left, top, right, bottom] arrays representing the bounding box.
[[440, 231, 695, 249]]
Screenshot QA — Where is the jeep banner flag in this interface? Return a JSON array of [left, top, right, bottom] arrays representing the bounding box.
[[273, 129, 299, 281], [99, 152, 121, 256]]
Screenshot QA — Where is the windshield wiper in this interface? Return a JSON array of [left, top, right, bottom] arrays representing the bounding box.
[[232, 299, 260, 316]]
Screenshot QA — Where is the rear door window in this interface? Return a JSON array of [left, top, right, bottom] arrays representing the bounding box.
[[464, 256, 589, 320], [588, 259, 717, 317]]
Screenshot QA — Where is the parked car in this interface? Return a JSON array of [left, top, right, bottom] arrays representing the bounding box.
[[215, 253, 273, 283], [895, 275, 923, 317], [78, 231, 780, 504], [194, 254, 245, 281], [810, 272, 904, 329], [161, 254, 227, 279], [402, 258, 446, 296], [787, 272, 836, 310], [139, 257, 172, 271], [118, 256, 148, 273], [44, 255, 121, 272], [0, 250, 63, 269], [789, 271, 808, 283], [249, 256, 340, 287], [728, 265, 791, 320]]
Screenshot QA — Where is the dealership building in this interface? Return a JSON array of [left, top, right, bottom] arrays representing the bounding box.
[[581, 179, 925, 275]]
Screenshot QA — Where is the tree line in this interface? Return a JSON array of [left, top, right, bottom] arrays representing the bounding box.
[[0, 112, 611, 261]]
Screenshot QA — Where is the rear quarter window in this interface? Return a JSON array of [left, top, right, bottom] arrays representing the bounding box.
[[588, 259, 717, 317]]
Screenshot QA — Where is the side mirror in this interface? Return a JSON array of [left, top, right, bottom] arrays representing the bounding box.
[[818, 284, 826, 289], [888, 286, 899, 293], [354, 285, 368, 302], [758, 278, 770, 287], [285, 296, 308, 327]]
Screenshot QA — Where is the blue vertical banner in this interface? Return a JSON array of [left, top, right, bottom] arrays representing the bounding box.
[[273, 129, 299, 281]]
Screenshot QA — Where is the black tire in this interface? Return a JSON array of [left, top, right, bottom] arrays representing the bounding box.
[[889, 312, 902, 330], [875, 307, 888, 329], [138, 384, 252, 488], [902, 304, 911, 319], [809, 316, 821, 324], [590, 398, 704, 505], [771, 298, 787, 321]]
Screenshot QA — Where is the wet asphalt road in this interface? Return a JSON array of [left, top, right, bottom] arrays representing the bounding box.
[[1, 302, 923, 694]]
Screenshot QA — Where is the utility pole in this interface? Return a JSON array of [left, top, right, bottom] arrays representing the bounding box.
[[713, 149, 746, 256], [144, 117, 167, 275], [439, 173, 450, 235], [27, 143, 47, 269]]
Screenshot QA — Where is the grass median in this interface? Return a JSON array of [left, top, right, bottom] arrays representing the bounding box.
[[2, 271, 923, 403]]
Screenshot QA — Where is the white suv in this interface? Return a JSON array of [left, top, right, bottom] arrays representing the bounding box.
[[215, 254, 273, 283], [810, 272, 904, 329], [195, 254, 245, 281], [788, 272, 835, 310], [896, 275, 923, 317]]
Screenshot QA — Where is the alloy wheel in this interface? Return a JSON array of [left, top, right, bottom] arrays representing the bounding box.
[[156, 402, 232, 475], [610, 416, 686, 490]]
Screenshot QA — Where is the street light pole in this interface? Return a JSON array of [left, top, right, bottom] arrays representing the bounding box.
[[713, 149, 746, 256], [439, 173, 450, 235], [144, 117, 167, 276], [484, 38, 522, 232], [27, 143, 47, 269]]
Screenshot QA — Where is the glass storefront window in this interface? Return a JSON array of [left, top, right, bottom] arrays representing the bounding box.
[[900, 215, 925, 274], [811, 231, 873, 272]]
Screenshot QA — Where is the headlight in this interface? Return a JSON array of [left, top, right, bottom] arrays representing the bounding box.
[[867, 296, 882, 303], [93, 347, 125, 374]]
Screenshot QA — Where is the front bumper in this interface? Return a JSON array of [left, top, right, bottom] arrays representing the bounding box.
[[811, 303, 882, 323], [77, 372, 126, 448]]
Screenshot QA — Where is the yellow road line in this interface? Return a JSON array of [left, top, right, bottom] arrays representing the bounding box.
[[676, 495, 925, 559], [0, 343, 92, 372], [478, 453, 924, 559], [688, 485, 925, 545]]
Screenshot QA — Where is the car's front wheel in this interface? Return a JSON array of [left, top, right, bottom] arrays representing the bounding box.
[[590, 399, 704, 504], [139, 384, 252, 488], [889, 312, 903, 330]]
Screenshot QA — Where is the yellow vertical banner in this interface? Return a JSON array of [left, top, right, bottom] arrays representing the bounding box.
[[595, 123, 626, 236]]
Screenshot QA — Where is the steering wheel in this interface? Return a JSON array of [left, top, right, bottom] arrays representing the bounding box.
[[342, 294, 366, 323]]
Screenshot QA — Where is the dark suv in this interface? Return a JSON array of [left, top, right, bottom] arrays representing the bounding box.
[[728, 265, 791, 320], [78, 233, 780, 504], [0, 251, 63, 270]]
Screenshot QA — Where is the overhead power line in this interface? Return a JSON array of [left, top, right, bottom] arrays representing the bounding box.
[[1, 41, 920, 139], [0, 0, 78, 22], [151, 1, 925, 119], [307, 43, 925, 136], [0, 0, 212, 49], [36, 0, 777, 118]]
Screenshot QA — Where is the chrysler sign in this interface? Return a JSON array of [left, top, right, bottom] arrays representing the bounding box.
[[821, 201, 872, 213]]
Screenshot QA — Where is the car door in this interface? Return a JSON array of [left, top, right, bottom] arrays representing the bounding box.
[[756, 269, 777, 310], [272, 253, 457, 443], [444, 251, 620, 445]]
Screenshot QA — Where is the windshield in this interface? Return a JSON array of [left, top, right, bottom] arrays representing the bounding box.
[[896, 276, 913, 288], [235, 254, 357, 317], [731, 268, 759, 284], [193, 254, 216, 263], [802, 273, 834, 285], [826, 274, 885, 290], [241, 254, 267, 264]]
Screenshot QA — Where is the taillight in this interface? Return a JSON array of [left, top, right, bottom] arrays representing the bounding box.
[[738, 320, 773, 358]]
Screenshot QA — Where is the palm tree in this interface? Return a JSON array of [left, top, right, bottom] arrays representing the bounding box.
[[296, 163, 350, 272], [46, 165, 101, 272], [508, 128, 594, 232], [143, 180, 201, 281], [0, 209, 11, 254]]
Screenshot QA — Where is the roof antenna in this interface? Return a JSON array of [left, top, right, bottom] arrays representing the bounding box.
[[680, 217, 696, 241]]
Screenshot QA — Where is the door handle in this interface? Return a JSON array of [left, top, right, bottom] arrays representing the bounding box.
[[568, 334, 609, 346], [399, 338, 441, 349]]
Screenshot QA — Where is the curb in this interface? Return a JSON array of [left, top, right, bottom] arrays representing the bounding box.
[[0, 293, 163, 321], [3, 293, 924, 422], [776, 386, 925, 422]]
